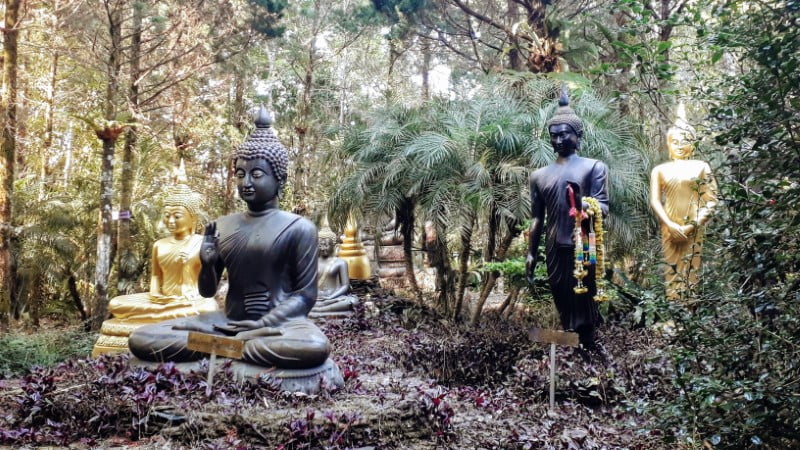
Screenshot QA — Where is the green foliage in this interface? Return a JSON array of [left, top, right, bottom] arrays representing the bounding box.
[[0, 329, 96, 377], [247, 0, 288, 37], [331, 74, 649, 316], [482, 258, 527, 287], [332, 74, 649, 250], [651, 0, 800, 447]]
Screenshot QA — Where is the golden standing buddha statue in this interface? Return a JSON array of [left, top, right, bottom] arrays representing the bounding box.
[[92, 175, 218, 357], [649, 104, 718, 300]]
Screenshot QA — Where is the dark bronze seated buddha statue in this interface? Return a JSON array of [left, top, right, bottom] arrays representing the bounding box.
[[128, 108, 333, 372]]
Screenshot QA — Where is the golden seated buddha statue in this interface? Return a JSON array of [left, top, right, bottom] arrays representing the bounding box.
[[92, 178, 218, 357]]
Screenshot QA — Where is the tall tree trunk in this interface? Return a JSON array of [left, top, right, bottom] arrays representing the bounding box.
[[387, 39, 400, 101], [92, 2, 124, 331], [44, 0, 60, 156], [94, 137, 117, 330], [44, 53, 59, 152], [453, 214, 475, 321], [117, 2, 141, 294], [421, 38, 431, 100], [29, 275, 44, 327], [506, 0, 522, 71], [0, 0, 21, 328], [293, 45, 315, 211], [225, 74, 247, 214]]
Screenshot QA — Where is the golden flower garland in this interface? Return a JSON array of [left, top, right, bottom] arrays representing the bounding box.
[[571, 196, 609, 302]]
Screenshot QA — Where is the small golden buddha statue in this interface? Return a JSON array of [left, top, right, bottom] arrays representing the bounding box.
[[337, 216, 371, 279], [310, 225, 359, 317], [649, 104, 718, 300], [92, 175, 218, 356]]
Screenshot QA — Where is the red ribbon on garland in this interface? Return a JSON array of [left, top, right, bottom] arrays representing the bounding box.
[[567, 184, 583, 219]]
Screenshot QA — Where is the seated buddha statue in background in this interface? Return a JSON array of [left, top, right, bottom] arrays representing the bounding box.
[[650, 104, 718, 300], [310, 225, 359, 318], [92, 174, 218, 357]]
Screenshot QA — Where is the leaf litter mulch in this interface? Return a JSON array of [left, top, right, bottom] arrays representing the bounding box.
[[0, 291, 674, 449]]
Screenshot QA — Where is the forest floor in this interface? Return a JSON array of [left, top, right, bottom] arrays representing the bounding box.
[[0, 282, 675, 449]]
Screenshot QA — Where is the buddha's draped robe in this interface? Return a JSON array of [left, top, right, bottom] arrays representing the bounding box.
[[108, 234, 217, 321], [129, 209, 330, 369], [655, 160, 717, 297], [530, 155, 609, 345]]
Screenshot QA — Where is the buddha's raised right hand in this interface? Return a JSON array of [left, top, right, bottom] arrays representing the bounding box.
[[200, 222, 219, 266]]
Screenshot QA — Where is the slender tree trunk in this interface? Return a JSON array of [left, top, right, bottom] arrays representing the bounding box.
[[506, 0, 522, 71], [66, 271, 88, 323], [659, 0, 672, 65], [92, 2, 124, 331], [117, 2, 142, 294], [0, 0, 21, 328], [432, 237, 454, 315], [387, 39, 400, 101], [497, 285, 519, 317], [471, 220, 521, 325], [293, 46, 315, 211], [399, 199, 423, 301], [94, 137, 117, 330], [453, 214, 475, 321], [421, 38, 431, 100], [29, 275, 44, 327], [41, 30, 59, 201], [44, 0, 60, 156], [44, 53, 59, 152], [484, 205, 498, 263]]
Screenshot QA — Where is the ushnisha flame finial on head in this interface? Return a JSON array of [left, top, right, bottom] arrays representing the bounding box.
[[172, 158, 189, 184], [546, 83, 584, 138], [254, 106, 274, 128], [234, 105, 288, 190], [669, 102, 696, 140], [163, 160, 203, 219], [318, 215, 337, 243], [667, 102, 697, 160]]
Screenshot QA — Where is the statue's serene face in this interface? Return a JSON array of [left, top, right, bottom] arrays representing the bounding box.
[[667, 128, 694, 160], [163, 205, 195, 238], [319, 237, 334, 258], [235, 158, 279, 209], [548, 124, 579, 157]]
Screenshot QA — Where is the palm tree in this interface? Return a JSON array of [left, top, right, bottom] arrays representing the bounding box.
[[331, 74, 650, 324], [405, 86, 534, 320], [330, 104, 436, 299]]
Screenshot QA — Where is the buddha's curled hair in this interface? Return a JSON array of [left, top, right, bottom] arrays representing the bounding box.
[[164, 183, 203, 219], [233, 107, 289, 190]]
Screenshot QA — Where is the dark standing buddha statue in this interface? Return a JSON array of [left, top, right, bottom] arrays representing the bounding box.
[[128, 108, 332, 371], [526, 87, 609, 355]]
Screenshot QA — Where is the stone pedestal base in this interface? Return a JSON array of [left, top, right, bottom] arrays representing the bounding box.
[[129, 357, 344, 395], [92, 318, 151, 358], [308, 310, 355, 319]]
